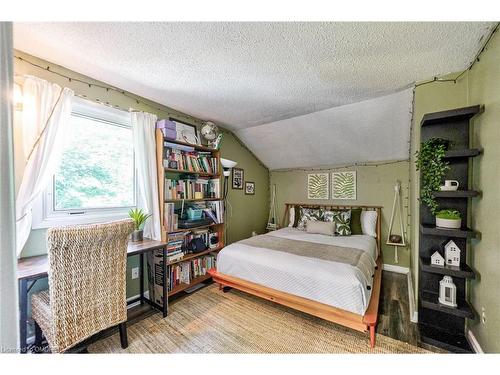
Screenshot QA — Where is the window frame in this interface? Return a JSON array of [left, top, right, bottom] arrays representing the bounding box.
[[32, 97, 137, 229]]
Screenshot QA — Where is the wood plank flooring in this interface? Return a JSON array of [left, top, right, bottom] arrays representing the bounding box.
[[377, 271, 419, 346]]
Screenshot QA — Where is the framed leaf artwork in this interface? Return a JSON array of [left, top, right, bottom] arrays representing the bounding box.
[[332, 171, 357, 200], [307, 173, 329, 200]]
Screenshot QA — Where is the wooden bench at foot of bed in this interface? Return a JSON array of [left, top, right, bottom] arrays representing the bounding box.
[[208, 256, 382, 348]]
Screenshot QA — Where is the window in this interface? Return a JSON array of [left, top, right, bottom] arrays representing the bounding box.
[[32, 97, 136, 228]]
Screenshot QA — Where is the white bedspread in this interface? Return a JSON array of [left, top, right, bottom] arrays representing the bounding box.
[[216, 227, 377, 315]]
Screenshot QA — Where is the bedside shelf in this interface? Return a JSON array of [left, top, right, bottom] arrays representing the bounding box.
[[420, 290, 476, 319], [419, 257, 475, 279], [432, 190, 480, 198], [443, 148, 481, 159], [420, 224, 479, 239]]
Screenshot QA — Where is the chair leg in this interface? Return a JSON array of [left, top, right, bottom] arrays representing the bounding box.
[[118, 322, 128, 349], [34, 320, 43, 353]]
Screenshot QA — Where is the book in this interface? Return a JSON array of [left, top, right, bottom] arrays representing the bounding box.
[[164, 177, 220, 200], [163, 146, 218, 175]]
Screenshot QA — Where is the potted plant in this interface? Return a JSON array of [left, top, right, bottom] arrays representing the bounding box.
[[435, 209, 462, 229], [128, 208, 152, 242], [415, 137, 450, 215]]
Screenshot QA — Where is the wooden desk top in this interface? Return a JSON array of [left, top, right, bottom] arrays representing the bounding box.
[[17, 238, 167, 281]]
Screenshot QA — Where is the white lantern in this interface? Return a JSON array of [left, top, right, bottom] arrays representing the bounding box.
[[438, 276, 457, 308]]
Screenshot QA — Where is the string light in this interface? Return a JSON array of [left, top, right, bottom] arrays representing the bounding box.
[[14, 54, 203, 125], [272, 159, 409, 173], [415, 22, 498, 88]]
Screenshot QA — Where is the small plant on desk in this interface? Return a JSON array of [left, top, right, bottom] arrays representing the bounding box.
[[129, 208, 152, 241]]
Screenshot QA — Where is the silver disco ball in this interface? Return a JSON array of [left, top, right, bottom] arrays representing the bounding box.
[[200, 121, 218, 141]]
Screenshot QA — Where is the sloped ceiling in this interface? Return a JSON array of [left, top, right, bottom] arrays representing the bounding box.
[[237, 89, 414, 170], [13, 22, 494, 169], [14, 22, 494, 130]]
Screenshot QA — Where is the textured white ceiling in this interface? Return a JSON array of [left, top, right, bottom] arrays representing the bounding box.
[[13, 22, 494, 130], [237, 89, 414, 170]]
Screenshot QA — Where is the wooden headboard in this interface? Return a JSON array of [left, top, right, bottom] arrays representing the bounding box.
[[282, 203, 382, 251]]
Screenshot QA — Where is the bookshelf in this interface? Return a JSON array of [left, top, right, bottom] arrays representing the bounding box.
[[154, 128, 225, 299]]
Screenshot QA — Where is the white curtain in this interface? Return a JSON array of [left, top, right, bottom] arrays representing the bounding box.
[[131, 112, 161, 240], [0, 21, 19, 352], [15, 76, 74, 256]]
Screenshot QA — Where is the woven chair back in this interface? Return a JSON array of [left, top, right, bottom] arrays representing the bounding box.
[[46, 219, 134, 352]]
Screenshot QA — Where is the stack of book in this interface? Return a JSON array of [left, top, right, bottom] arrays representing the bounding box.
[[191, 254, 217, 278], [163, 143, 218, 175], [166, 231, 188, 263], [164, 177, 220, 200], [169, 261, 191, 290]]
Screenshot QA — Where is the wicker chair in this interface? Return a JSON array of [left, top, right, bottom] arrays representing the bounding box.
[[31, 219, 134, 353]]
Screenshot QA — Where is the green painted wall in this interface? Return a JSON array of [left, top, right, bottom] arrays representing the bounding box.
[[270, 161, 411, 267], [14, 50, 269, 299], [411, 29, 500, 352], [467, 29, 500, 353]]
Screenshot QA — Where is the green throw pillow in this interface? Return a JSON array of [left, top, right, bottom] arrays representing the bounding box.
[[324, 210, 352, 236], [350, 208, 363, 235]]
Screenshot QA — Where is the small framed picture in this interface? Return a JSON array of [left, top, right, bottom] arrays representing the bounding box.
[[232, 168, 244, 189], [245, 181, 255, 195], [170, 118, 200, 145]]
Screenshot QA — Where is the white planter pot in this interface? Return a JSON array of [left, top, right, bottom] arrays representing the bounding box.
[[435, 217, 461, 229]]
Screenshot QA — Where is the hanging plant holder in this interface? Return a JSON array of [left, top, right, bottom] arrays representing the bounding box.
[[386, 181, 406, 263]]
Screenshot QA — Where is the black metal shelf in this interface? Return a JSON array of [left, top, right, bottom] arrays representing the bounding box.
[[443, 148, 481, 159], [421, 105, 481, 127], [419, 257, 476, 279], [420, 224, 479, 239], [420, 290, 476, 319], [432, 190, 480, 198], [419, 324, 473, 353]]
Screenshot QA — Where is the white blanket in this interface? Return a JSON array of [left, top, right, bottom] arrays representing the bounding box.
[[216, 227, 377, 315]]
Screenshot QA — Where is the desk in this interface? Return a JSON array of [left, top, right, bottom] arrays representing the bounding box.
[[17, 238, 168, 353]]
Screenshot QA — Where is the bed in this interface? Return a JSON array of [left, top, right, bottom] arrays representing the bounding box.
[[208, 204, 382, 348]]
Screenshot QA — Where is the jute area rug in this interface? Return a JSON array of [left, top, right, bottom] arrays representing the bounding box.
[[88, 284, 432, 354]]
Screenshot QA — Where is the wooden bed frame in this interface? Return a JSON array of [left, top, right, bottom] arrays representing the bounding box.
[[208, 203, 383, 348]]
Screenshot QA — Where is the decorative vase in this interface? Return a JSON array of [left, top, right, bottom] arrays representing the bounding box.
[[435, 217, 461, 229], [131, 229, 144, 242]]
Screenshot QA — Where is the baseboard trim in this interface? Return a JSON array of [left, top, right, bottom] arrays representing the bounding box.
[[382, 264, 409, 274], [126, 290, 150, 308], [407, 272, 418, 323], [466, 329, 484, 353]]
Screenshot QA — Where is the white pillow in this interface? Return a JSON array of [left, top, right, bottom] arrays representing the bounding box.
[[361, 210, 378, 237], [306, 220, 335, 236], [288, 206, 295, 227]]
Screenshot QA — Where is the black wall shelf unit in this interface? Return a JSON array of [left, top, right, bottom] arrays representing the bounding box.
[[418, 105, 481, 353]]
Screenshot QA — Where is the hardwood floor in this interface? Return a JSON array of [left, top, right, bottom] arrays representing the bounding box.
[[377, 271, 419, 346]]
